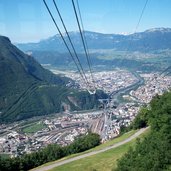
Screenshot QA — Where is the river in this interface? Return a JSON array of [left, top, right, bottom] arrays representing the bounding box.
[[110, 72, 144, 104]]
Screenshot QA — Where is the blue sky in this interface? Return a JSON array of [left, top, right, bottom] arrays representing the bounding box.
[[0, 0, 171, 43]]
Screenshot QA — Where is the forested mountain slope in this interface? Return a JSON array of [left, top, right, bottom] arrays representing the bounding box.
[[0, 36, 107, 123]]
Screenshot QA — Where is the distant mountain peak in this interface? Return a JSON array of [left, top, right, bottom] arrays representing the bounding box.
[[145, 27, 171, 33]]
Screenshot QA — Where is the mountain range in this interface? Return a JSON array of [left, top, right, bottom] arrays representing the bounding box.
[[17, 28, 171, 52], [0, 36, 107, 123], [15, 28, 171, 73]]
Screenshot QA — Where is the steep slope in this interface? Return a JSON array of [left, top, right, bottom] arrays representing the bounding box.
[[116, 91, 171, 171], [0, 36, 107, 123], [17, 28, 171, 52]]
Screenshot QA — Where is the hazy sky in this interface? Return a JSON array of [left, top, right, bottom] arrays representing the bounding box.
[[0, 0, 171, 43]]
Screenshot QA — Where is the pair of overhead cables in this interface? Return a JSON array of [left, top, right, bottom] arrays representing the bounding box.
[[43, 0, 95, 93], [72, 0, 96, 89]]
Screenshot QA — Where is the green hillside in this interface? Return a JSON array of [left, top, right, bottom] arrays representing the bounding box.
[[116, 92, 171, 171], [30, 129, 148, 171], [0, 36, 107, 123]]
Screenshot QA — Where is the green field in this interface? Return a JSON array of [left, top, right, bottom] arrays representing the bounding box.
[[50, 129, 149, 171], [87, 130, 137, 151], [22, 122, 46, 133], [51, 141, 134, 171]]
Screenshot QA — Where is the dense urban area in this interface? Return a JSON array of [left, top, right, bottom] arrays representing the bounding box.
[[1, 69, 171, 158]]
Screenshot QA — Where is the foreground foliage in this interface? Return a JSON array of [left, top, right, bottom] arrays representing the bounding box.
[[116, 92, 171, 171], [0, 133, 100, 171]]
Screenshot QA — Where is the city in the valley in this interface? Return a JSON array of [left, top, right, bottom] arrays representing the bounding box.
[[1, 69, 171, 157]]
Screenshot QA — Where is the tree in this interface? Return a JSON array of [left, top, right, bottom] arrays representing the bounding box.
[[115, 91, 171, 171], [132, 107, 149, 129]]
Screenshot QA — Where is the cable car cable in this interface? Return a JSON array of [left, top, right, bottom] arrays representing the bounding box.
[[43, 0, 90, 88]]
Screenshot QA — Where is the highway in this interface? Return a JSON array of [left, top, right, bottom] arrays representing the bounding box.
[[32, 127, 149, 171]]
